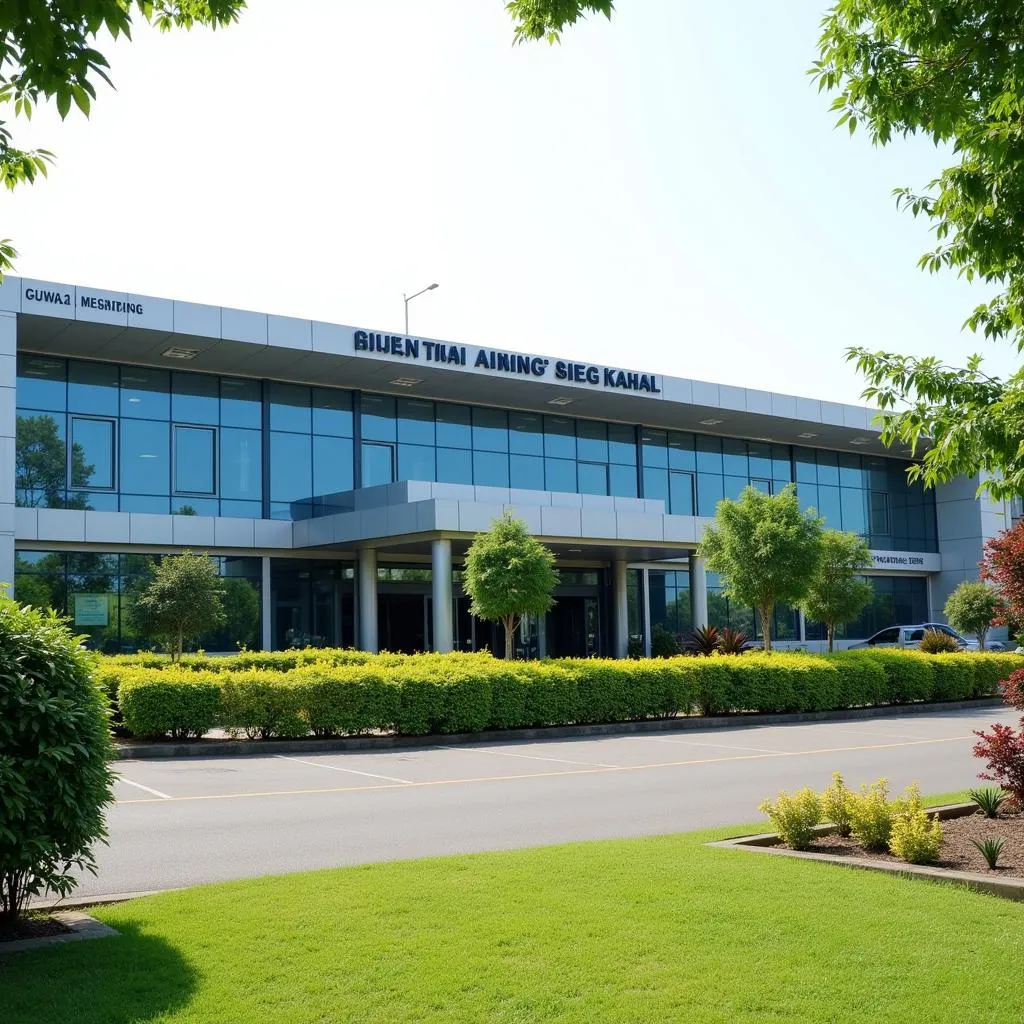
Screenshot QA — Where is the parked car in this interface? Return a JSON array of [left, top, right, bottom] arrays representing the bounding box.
[[849, 623, 1005, 651]]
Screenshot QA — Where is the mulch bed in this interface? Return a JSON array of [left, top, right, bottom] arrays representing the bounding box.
[[810, 810, 1024, 876], [0, 914, 72, 943]]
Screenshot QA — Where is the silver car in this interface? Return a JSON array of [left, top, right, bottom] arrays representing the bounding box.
[[850, 623, 1005, 651]]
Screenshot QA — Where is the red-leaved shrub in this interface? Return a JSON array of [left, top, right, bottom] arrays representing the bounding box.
[[1001, 668, 1024, 712], [973, 722, 1024, 804]]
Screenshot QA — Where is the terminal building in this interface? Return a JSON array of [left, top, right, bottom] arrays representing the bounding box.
[[0, 277, 1010, 656]]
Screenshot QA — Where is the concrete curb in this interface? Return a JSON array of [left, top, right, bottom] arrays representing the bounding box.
[[114, 696, 1005, 761], [0, 911, 118, 956], [26, 889, 173, 912], [709, 802, 1024, 902]]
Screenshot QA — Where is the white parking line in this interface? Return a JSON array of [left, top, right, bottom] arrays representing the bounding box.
[[274, 754, 413, 785], [436, 745, 619, 768], [118, 776, 172, 800], [827, 727, 931, 741]]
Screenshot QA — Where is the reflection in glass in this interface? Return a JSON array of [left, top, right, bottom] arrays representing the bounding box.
[[577, 461, 607, 495], [221, 428, 262, 501], [544, 417, 575, 459], [609, 463, 638, 498], [509, 413, 543, 455], [361, 394, 396, 441], [16, 412, 67, 507], [436, 403, 471, 449], [472, 408, 508, 453], [545, 457, 576, 493], [17, 355, 66, 411], [220, 377, 262, 428], [314, 435, 354, 496], [362, 441, 395, 487], [269, 382, 311, 433], [270, 431, 312, 501], [576, 421, 608, 463], [398, 443, 436, 482], [397, 399, 435, 446], [172, 372, 219, 425], [436, 447, 473, 484], [174, 425, 216, 494], [669, 471, 694, 515], [120, 419, 169, 494], [473, 450, 509, 487], [510, 454, 544, 490], [313, 388, 354, 437], [71, 417, 115, 489]]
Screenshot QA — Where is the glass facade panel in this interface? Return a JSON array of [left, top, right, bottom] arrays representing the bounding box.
[[269, 431, 312, 505], [313, 435, 354, 503], [16, 411, 67, 507], [397, 399, 435, 445], [641, 428, 668, 469], [473, 450, 509, 487], [17, 355, 66, 410], [313, 388, 353, 437], [120, 367, 169, 420], [436, 403, 471, 448], [174, 426, 216, 494], [172, 372, 218, 425], [649, 570, 692, 638], [577, 462, 607, 495], [437, 447, 473, 484], [399, 443, 436, 482], [609, 424, 638, 465], [667, 432, 695, 471], [221, 428, 262, 502], [269, 382, 311, 433], [71, 417, 115, 490], [510, 454, 544, 489], [510, 412, 544, 455], [68, 361, 118, 416], [472, 407, 508, 452], [220, 377, 262, 428], [609, 463, 638, 498], [120, 419, 169, 495], [545, 457, 576, 493], [362, 441, 395, 487], [669, 470, 695, 515], [544, 416, 576, 459], [576, 421, 608, 463]]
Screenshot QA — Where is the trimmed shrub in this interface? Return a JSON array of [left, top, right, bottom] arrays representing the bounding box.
[[857, 651, 934, 704], [927, 653, 976, 701], [848, 778, 899, 852], [822, 652, 887, 708], [220, 671, 307, 739], [758, 787, 822, 850], [119, 672, 221, 739], [821, 771, 854, 837], [0, 596, 115, 935], [888, 784, 942, 864]]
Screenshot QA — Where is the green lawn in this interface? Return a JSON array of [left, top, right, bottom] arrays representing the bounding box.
[[2, 793, 1020, 1024]]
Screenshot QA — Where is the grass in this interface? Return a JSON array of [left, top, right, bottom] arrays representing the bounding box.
[[1, 790, 1017, 1024]]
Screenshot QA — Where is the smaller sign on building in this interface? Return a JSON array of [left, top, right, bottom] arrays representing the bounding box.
[[74, 594, 109, 627]]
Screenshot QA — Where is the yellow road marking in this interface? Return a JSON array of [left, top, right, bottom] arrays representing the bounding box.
[[113, 734, 972, 807]]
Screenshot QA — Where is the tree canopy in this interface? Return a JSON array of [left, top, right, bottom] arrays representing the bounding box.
[[462, 513, 558, 660], [0, 1, 244, 276], [813, 0, 1024, 501], [982, 520, 1024, 636], [800, 530, 874, 652], [132, 550, 225, 661], [700, 485, 823, 651], [506, 1, 614, 43], [943, 580, 1003, 650]]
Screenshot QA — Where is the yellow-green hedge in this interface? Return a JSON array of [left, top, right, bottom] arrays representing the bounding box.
[[108, 648, 1024, 740]]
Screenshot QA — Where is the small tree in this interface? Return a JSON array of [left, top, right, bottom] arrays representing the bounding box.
[[801, 530, 874, 653], [0, 591, 114, 935], [132, 551, 225, 661], [700, 485, 823, 651], [462, 513, 558, 660], [944, 581, 1004, 651]]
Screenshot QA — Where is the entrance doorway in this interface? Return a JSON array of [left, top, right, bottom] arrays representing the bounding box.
[[547, 596, 601, 658], [378, 593, 429, 653]]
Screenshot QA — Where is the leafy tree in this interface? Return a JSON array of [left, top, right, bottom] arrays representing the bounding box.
[[0, 1, 244, 276], [131, 550, 225, 661], [506, 0, 614, 43], [981, 521, 1024, 635], [944, 580, 1004, 651], [801, 530, 874, 652], [0, 591, 114, 935], [463, 513, 558, 660], [812, 1, 1024, 501], [218, 577, 259, 650], [700, 485, 823, 651]]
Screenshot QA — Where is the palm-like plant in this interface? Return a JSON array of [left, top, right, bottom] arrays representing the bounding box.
[[685, 625, 721, 657]]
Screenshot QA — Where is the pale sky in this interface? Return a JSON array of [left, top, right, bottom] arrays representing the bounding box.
[[0, 0, 1017, 406]]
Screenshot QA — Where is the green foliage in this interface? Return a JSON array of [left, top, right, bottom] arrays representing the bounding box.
[[100, 647, 1024, 740], [812, 1, 1024, 500], [651, 625, 682, 657], [969, 787, 1006, 819], [717, 628, 751, 655], [506, 0, 613, 43], [0, 592, 114, 934], [919, 628, 959, 654], [700, 485, 823, 650], [972, 836, 1005, 870], [801, 531, 874, 652], [462, 513, 558, 661], [944, 582, 1004, 650], [683, 625, 719, 656], [822, 771, 854, 837], [888, 784, 942, 864], [118, 673, 221, 739], [0, 1, 244, 278], [131, 550, 226, 661], [758, 787, 823, 850], [220, 577, 260, 650], [848, 778, 900, 852]]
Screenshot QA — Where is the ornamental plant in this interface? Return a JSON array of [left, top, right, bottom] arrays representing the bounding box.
[[847, 778, 899, 852], [0, 592, 114, 935], [973, 722, 1024, 805], [700, 485, 823, 651], [944, 581, 1004, 650], [821, 771, 854, 837], [919, 628, 959, 654], [983, 521, 1024, 627], [888, 784, 942, 865], [462, 514, 558, 661], [758, 787, 822, 850]]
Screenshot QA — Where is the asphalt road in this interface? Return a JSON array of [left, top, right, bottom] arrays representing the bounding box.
[[78, 705, 1016, 899]]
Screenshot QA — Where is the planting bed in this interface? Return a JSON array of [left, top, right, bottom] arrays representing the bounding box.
[[810, 807, 1024, 876]]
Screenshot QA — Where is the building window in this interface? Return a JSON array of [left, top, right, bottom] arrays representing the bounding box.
[[174, 425, 217, 495], [70, 416, 115, 491], [362, 441, 395, 488]]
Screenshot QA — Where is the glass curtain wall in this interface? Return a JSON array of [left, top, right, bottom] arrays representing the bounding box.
[[16, 355, 938, 551], [14, 550, 261, 653], [805, 576, 928, 641]]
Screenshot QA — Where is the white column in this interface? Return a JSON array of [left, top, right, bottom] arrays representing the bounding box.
[[689, 552, 708, 629], [260, 556, 272, 651], [612, 559, 629, 659], [358, 547, 378, 653], [798, 607, 807, 644], [431, 538, 453, 653], [0, 312, 15, 593]]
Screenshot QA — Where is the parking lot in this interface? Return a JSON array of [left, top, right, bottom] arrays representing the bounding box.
[[84, 704, 1017, 900]]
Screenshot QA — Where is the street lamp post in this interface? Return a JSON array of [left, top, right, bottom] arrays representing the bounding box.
[[403, 282, 439, 336]]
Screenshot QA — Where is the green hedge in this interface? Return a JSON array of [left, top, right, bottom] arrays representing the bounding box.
[[107, 648, 1024, 741]]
